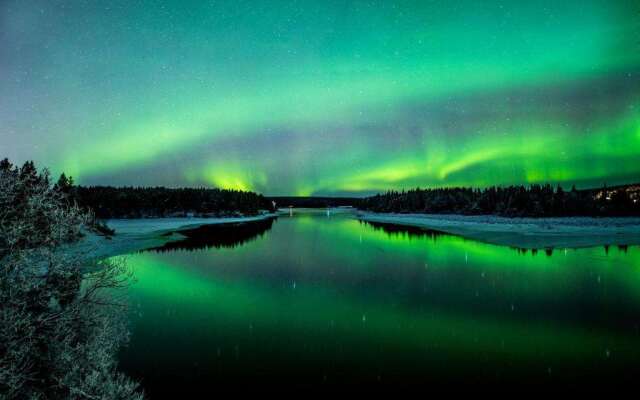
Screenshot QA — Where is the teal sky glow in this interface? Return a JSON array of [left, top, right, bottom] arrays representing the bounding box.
[[1, 0, 639, 195]]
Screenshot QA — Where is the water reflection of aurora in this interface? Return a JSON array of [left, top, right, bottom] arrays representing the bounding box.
[[115, 214, 640, 390]]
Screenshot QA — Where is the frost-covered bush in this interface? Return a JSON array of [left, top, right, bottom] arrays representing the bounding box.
[[0, 159, 143, 399]]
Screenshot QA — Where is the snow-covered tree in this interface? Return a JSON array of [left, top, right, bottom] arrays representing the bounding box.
[[0, 159, 143, 399]]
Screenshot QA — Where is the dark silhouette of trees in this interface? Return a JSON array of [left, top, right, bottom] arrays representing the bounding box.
[[54, 173, 73, 194], [0, 159, 273, 220], [69, 186, 274, 219], [359, 184, 640, 217], [267, 196, 359, 208], [149, 217, 276, 252]]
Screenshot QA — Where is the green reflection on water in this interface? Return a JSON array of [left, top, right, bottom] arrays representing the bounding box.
[[116, 211, 640, 387]]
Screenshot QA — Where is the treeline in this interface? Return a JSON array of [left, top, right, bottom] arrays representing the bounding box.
[[0, 159, 87, 255], [2, 158, 274, 219], [55, 176, 274, 219], [359, 184, 640, 217], [269, 196, 359, 208]]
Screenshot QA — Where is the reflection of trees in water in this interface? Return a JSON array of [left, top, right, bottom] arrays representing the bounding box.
[[517, 244, 632, 257], [514, 247, 553, 256], [360, 219, 446, 240], [361, 219, 635, 256], [149, 217, 276, 252]]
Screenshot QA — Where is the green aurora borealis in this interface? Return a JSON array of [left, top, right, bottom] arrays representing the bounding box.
[[1, 0, 639, 195]]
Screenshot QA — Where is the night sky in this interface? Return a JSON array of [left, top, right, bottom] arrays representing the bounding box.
[[1, 0, 639, 195]]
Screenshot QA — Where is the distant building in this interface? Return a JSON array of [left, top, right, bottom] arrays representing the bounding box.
[[594, 184, 640, 202]]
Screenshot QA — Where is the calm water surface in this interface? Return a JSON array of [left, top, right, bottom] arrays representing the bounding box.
[[117, 210, 640, 393]]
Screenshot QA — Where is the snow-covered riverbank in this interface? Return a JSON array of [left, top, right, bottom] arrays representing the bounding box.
[[358, 212, 640, 249], [72, 214, 278, 259]]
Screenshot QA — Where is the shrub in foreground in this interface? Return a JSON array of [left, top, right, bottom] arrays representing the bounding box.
[[0, 159, 142, 399]]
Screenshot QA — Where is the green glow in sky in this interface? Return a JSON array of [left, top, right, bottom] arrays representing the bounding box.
[[1, 0, 639, 194]]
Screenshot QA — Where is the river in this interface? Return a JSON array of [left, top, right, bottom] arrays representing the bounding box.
[[115, 209, 640, 393]]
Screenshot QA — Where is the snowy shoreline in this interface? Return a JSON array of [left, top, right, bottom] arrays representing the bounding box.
[[358, 212, 640, 249], [73, 214, 278, 260]]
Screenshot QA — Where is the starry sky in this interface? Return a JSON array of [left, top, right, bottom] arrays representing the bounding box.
[[1, 0, 639, 196]]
